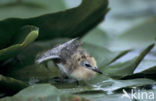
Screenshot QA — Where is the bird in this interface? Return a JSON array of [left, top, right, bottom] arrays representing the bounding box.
[[36, 38, 102, 82]]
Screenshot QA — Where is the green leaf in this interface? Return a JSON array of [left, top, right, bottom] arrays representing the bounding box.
[[88, 78, 156, 92], [81, 93, 131, 101], [3, 39, 69, 81], [141, 66, 156, 74], [0, 25, 38, 61], [0, 0, 109, 49], [101, 43, 155, 79], [0, 0, 66, 20], [0, 84, 88, 101], [72, 78, 156, 99], [80, 89, 156, 101], [0, 74, 28, 96], [121, 65, 156, 80]]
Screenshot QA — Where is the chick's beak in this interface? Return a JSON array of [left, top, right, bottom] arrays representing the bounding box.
[[92, 67, 103, 74]]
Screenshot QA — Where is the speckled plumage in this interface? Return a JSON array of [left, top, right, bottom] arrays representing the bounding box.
[[36, 38, 80, 64], [36, 38, 102, 81]]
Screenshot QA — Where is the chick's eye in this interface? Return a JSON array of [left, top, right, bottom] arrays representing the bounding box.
[[85, 63, 91, 67]]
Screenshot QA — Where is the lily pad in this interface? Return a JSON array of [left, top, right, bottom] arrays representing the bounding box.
[[0, 0, 109, 49], [0, 84, 88, 101], [0, 0, 66, 20], [87, 78, 156, 93], [101, 43, 155, 79]]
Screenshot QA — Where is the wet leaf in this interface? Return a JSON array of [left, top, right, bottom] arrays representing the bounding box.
[[81, 93, 131, 101], [88, 78, 156, 92]]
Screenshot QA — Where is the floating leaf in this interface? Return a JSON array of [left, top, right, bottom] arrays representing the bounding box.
[[0, 0, 109, 49], [0, 0, 66, 20], [0, 84, 88, 101], [101, 43, 154, 79], [87, 78, 156, 92]]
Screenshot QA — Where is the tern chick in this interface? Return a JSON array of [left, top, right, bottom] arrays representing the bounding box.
[[36, 38, 102, 81]]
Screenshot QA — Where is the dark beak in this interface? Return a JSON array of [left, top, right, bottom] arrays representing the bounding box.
[[92, 68, 103, 74]]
